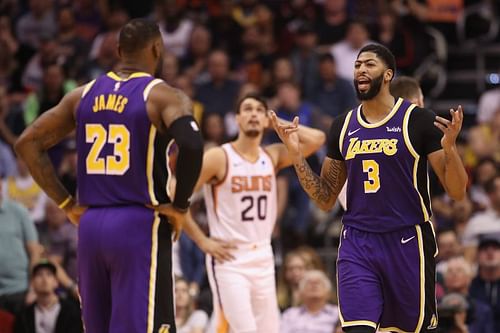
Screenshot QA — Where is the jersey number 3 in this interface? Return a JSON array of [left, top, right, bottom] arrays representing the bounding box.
[[362, 160, 380, 193], [86, 124, 130, 175]]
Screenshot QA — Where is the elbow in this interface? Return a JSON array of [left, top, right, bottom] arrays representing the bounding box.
[[13, 134, 27, 158]]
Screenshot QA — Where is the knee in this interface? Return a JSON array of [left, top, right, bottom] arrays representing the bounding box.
[[343, 326, 376, 333]]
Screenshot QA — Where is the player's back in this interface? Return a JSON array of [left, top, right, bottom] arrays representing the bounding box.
[[76, 72, 171, 207], [204, 143, 277, 244]]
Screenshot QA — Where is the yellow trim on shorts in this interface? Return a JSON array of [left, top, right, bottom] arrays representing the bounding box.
[[146, 212, 160, 333], [216, 307, 229, 333], [402, 104, 430, 221], [338, 110, 353, 158], [414, 224, 426, 332], [356, 97, 403, 128], [147, 125, 158, 205], [341, 320, 378, 329], [379, 326, 413, 333]]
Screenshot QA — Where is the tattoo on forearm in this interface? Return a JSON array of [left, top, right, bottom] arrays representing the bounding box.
[[293, 157, 344, 208]]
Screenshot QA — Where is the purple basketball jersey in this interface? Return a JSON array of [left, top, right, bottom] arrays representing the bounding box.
[[76, 72, 172, 206], [340, 98, 431, 232]]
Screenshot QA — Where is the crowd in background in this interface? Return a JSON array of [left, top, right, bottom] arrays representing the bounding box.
[[0, 0, 499, 332]]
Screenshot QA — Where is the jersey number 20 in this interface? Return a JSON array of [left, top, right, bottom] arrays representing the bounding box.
[[86, 124, 130, 175], [241, 195, 267, 222]]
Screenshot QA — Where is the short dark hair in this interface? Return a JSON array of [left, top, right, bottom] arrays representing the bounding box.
[[236, 93, 268, 114], [319, 53, 335, 63], [484, 175, 500, 194], [357, 44, 396, 76], [118, 18, 161, 55], [32, 260, 57, 276], [390, 76, 421, 100]]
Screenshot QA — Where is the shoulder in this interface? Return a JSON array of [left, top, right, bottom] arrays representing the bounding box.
[[204, 145, 227, 162], [408, 106, 436, 123], [282, 306, 302, 319], [3, 199, 29, 217]]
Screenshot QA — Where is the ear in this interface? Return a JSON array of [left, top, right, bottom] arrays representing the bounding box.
[[384, 69, 394, 83], [152, 40, 162, 59], [117, 45, 123, 58]]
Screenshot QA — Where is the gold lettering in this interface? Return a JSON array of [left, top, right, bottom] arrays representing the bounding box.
[[98, 95, 106, 110], [114, 95, 123, 112], [345, 138, 399, 159], [105, 94, 117, 110], [117, 97, 128, 113], [92, 96, 99, 112]]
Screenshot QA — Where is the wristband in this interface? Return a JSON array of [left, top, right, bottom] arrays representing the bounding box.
[[58, 196, 73, 209]]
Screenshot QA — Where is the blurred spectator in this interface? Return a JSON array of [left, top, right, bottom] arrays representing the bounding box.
[[377, 10, 416, 74], [330, 20, 372, 82], [277, 250, 308, 311], [469, 234, 500, 332], [58, 140, 77, 197], [21, 38, 64, 91], [23, 63, 76, 126], [477, 88, 500, 124], [315, 0, 349, 46], [161, 52, 180, 86], [194, 50, 240, 116], [237, 24, 269, 87], [200, 113, 226, 149], [0, 16, 18, 88], [0, 177, 41, 315], [437, 293, 472, 333], [88, 8, 128, 61], [15, 0, 56, 50], [157, 0, 194, 58], [37, 200, 78, 281], [290, 22, 320, 100], [176, 233, 205, 301], [13, 261, 83, 333], [207, 0, 243, 59], [275, 0, 317, 54], [312, 53, 357, 127], [469, 158, 498, 211], [262, 57, 295, 99], [463, 175, 500, 261], [3, 157, 47, 223], [174, 277, 208, 333], [82, 32, 119, 80], [280, 270, 338, 333], [0, 86, 17, 177], [442, 256, 495, 333], [436, 229, 462, 277], [73, 0, 105, 42], [390, 75, 424, 107], [232, 0, 257, 28], [181, 25, 212, 85], [56, 7, 89, 79], [174, 75, 204, 124], [464, 125, 496, 169]]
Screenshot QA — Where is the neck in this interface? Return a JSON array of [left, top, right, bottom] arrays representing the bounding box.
[[480, 267, 500, 281], [175, 307, 188, 322], [361, 90, 395, 122], [118, 61, 153, 77], [233, 134, 262, 159], [304, 299, 326, 314], [37, 293, 58, 308]]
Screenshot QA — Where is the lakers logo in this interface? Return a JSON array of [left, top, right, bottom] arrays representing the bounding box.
[[159, 324, 170, 333], [427, 314, 438, 330], [345, 137, 398, 160]]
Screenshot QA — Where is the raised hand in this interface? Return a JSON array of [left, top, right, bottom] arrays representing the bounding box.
[[269, 111, 300, 155], [147, 203, 189, 241], [200, 237, 236, 262], [434, 105, 464, 150]]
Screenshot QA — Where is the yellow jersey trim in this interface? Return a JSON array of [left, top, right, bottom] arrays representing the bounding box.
[[106, 71, 151, 81], [338, 111, 353, 158], [146, 212, 160, 333], [356, 97, 403, 128], [415, 224, 426, 333], [402, 104, 430, 221], [165, 139, 175, 201], [147, 125, 159, 205], [341, 320, 378, 329], [379, 326, 413, 333], [143, 79, 164, 102], [81, 79, 96, 98]]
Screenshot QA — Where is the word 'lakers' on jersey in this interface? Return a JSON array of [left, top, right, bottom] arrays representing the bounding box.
[[204, 143, 277, 244], [76, 72, 172, 207], [339, 98, 432, 233]]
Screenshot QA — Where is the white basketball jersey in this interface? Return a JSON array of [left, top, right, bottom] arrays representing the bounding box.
[[204, 143, 277, 244]]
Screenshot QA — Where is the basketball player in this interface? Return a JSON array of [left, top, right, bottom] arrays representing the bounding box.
[[15, 19, 203, 333], [155, 93, 325, 333], [271, 44, 467, 333], [390, 76, 425, 108]]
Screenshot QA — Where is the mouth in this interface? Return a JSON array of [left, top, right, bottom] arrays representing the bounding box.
[[248, 120, 259, 126], [357, 77, 371, 91]]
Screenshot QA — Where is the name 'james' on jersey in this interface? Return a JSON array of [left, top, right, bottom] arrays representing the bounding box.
[[76, 72, 172, 207]]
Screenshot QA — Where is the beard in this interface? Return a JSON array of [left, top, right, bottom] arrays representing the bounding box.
[[354, 74, 384, 101], [243, 129, 260, 138]]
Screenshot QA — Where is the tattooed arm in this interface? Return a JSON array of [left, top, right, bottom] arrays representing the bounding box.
[[15, 87, 85, 224], [294, 156, 347, 211]]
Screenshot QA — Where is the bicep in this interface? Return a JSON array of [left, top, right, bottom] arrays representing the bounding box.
[[159, 87, 193, 129]]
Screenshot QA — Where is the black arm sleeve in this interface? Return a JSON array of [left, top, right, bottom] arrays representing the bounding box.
[[408, 107, 443, 156], [326, 112, 349, 160], [168, 115, 204, 210]]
